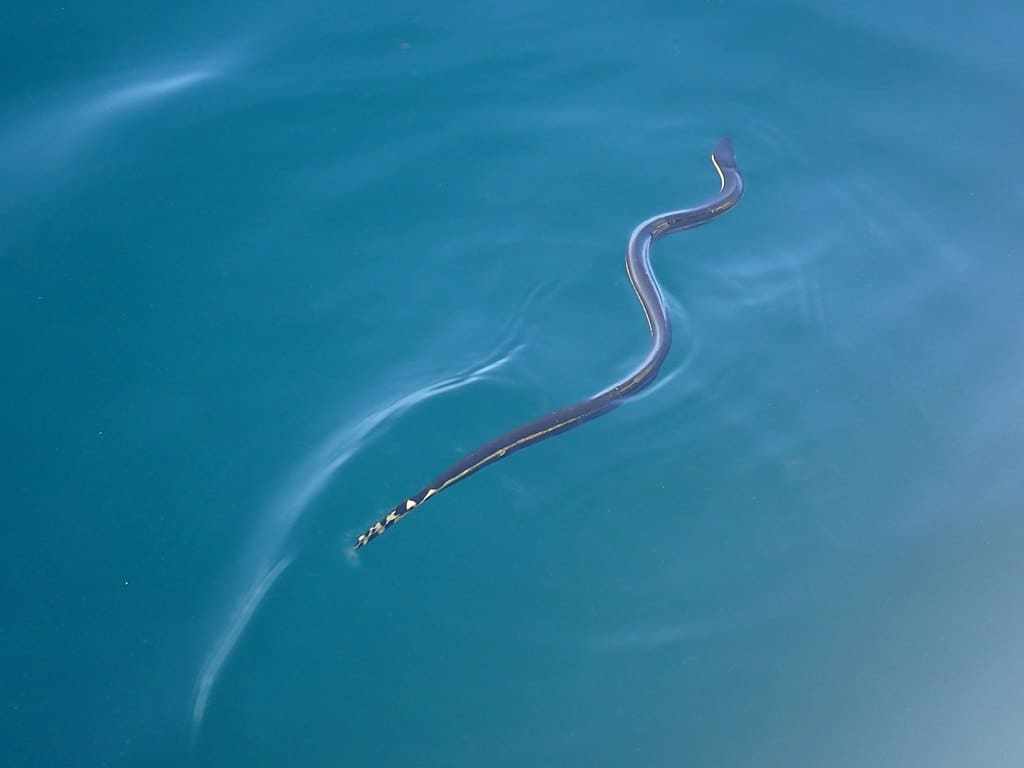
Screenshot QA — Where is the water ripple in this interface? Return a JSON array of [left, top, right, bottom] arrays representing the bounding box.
[[189, 342, 522, 740]]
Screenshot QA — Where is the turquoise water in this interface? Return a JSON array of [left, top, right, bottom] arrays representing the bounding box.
[[4, 2, 1024, 766]]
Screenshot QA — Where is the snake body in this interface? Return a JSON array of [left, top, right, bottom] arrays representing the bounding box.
[[355, 138, 744, 549]]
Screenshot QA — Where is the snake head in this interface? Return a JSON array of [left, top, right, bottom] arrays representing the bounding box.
[[712, 137, 736, 170]]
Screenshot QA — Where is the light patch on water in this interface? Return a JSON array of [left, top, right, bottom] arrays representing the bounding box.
[[707, 230, 833, 333], [0, 61, 223, 176], [83, 70, 214, 120], [587, 589, 808, 652]]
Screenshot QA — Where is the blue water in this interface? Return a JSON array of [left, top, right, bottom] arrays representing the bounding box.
[[4, 2, 1023, 766]]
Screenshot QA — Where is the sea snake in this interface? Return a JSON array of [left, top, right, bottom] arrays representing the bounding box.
[[355, 137, 744, 549]]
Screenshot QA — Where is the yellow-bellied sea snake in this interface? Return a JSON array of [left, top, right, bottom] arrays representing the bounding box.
[[355, 138, 744, 549]]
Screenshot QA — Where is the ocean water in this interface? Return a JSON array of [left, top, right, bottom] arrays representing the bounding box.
[[3, 2, 1023, 766]]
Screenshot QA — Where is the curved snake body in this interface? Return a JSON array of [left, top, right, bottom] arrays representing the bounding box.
[[355, 138, 744, 549]]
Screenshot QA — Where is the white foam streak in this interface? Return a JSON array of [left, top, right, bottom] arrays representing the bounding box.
[[190, 555, 291, 741]]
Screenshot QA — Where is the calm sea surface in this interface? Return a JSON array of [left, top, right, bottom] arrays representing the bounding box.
[[3, 2, 1023, 766]]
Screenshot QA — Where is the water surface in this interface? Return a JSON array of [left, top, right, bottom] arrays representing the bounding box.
[[3, 1, 1023, 766]]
